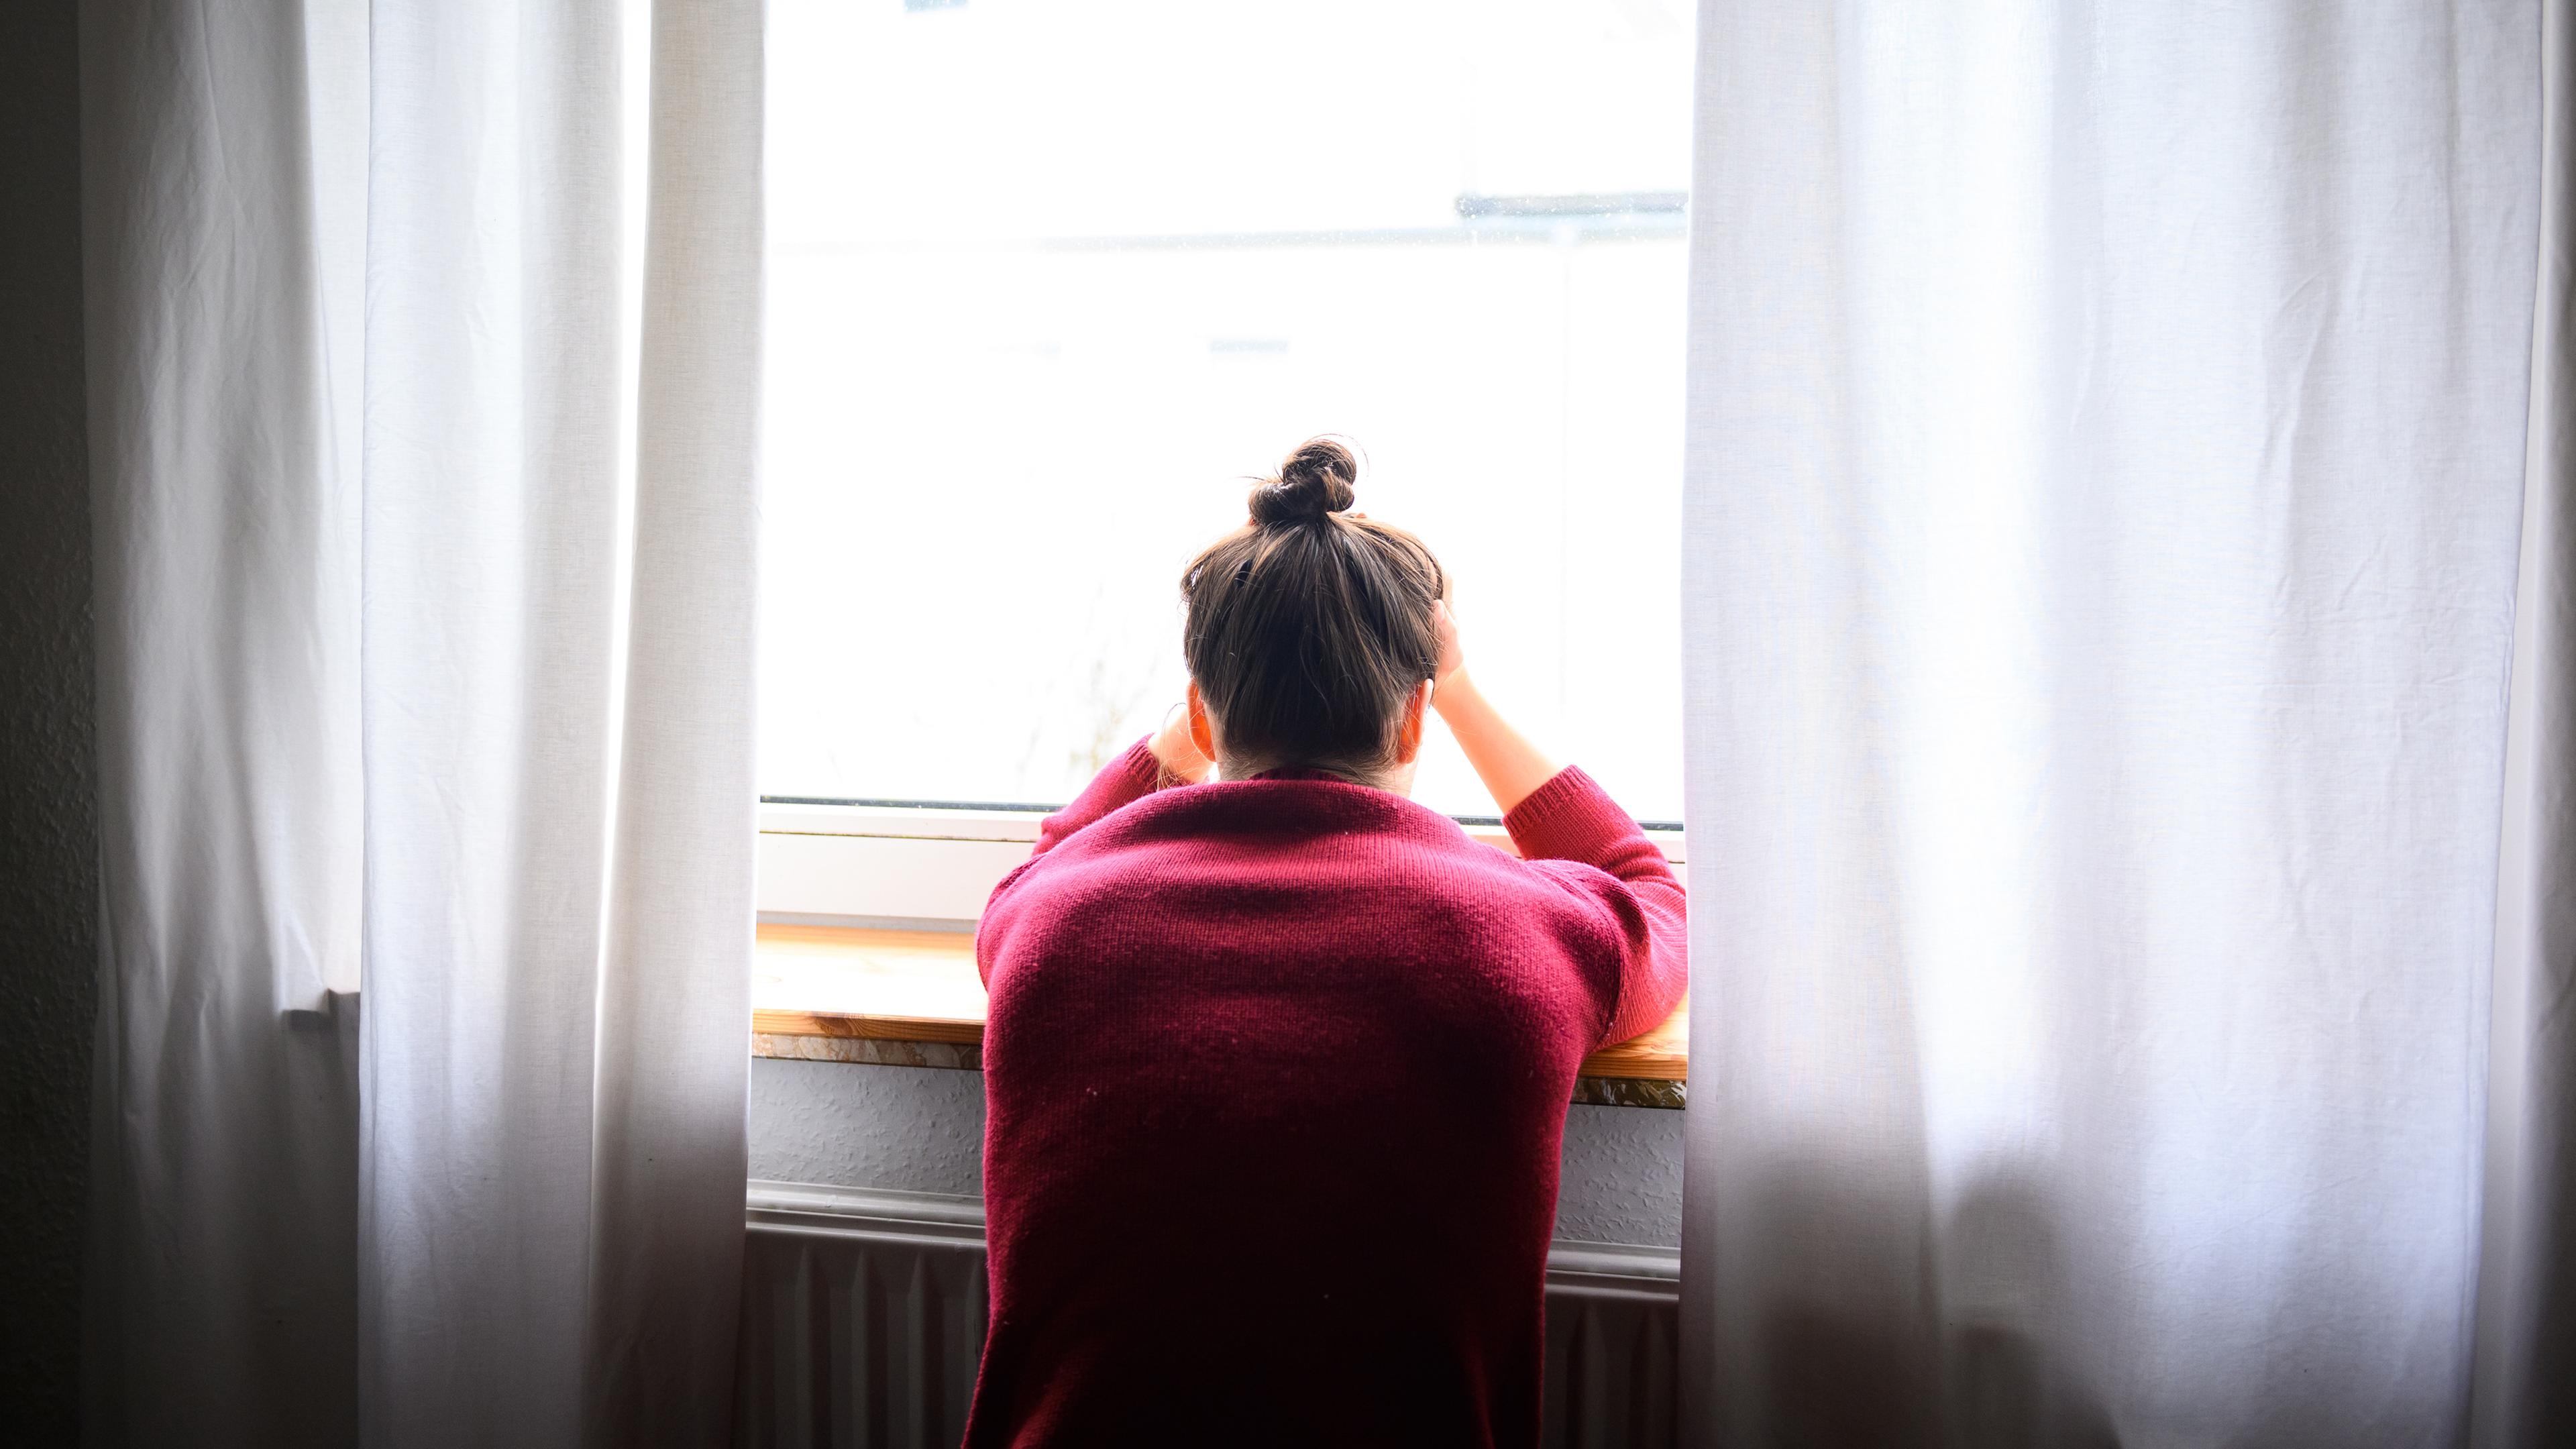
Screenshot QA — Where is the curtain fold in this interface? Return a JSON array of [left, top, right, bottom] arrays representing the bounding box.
[[583, 0, 762, 1440], [1678, 3, 2548, 1444], [354, 0, 625, 1440], [355, 1, 762, 1444], [85, 1, 761, 1444], [2474, 6, 2576, 1446], [80, 2, 364, 1442]]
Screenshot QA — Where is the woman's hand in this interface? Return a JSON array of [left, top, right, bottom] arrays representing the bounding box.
[[1428, 592, 1560, 814], [1149, 700, 1213, 785], [1432, 598, 1465, 691]]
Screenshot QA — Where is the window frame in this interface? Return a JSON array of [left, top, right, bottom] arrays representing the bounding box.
[[755, 799, 1685, 926]]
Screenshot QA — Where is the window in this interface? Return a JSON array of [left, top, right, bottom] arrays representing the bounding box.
[[759, 0, 1693, 921]]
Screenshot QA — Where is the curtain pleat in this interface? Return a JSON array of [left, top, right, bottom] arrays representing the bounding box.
[[2473, 6, 2576, 1446], [355, 1, 625, 1442], [1677, 3, 2548, 1444], [355, 1, 762, 1444], [79, 1, 364, 1443], [583, 0, 763, 1442], [87, 1, 762, 1444]]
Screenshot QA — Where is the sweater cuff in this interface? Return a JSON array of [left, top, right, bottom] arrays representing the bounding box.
[[1114, 737, 1165, 795], [1502, 765, 1641, 864]]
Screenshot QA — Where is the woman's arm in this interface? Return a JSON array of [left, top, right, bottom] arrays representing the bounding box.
[[1506, 771, 1689, 1047], [1009, 708, 1209, 865], [1428, 600, 1558, 814], [1027, 741, 1151, 853], [977, 725, 1195, 983], [1433, 597, 1686, 1045]]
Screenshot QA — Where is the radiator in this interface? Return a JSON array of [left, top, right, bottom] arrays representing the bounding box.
[[737, 1181, 1679, 1448]]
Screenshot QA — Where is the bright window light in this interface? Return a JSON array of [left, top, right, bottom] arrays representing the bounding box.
[[760, 0, 1693, 822]]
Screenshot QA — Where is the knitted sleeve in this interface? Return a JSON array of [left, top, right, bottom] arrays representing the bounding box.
[[975, 737, 1167, 984], [1502, 766, 1689, 1048], [1026, 737, 1165, 859]]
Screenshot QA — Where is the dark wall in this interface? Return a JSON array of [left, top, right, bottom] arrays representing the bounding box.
[[0, 1, 95, 1442]]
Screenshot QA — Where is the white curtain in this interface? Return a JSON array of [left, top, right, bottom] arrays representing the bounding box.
[[82, 3, 364, 1440], [2477, 4, 2576, 1444], [1680, 3, 2559, 1445], [83, 1, 762, 1444]]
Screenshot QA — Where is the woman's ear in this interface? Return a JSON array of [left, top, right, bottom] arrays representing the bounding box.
[[1392, 679, 1432, 765], [1187, 680, 1218, 765]]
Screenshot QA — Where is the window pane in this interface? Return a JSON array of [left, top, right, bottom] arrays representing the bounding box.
[[761, 0, 1691, 820]]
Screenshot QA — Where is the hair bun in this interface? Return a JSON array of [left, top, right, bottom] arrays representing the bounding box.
[[1249, 437, 1359, 526]]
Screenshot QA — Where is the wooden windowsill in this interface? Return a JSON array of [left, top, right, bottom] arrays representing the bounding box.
[[752, 922, 1688, 1109]]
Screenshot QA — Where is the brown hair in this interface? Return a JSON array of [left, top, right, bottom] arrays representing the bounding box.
[[1181, 438, 1446, 782]]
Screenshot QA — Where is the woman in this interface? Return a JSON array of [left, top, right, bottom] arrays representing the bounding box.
[[962, 439, 1688, 1446]]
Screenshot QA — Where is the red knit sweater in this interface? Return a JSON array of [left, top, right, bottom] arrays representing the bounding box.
[[961, 740, 1688, 1447]]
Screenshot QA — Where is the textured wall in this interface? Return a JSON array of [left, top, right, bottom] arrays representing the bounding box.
[[747, 1061, 1684, 1248], [0, 1, 96, 1441], [749, 1060, 989, 1199], [1553, 1102, 1685, 1246]]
